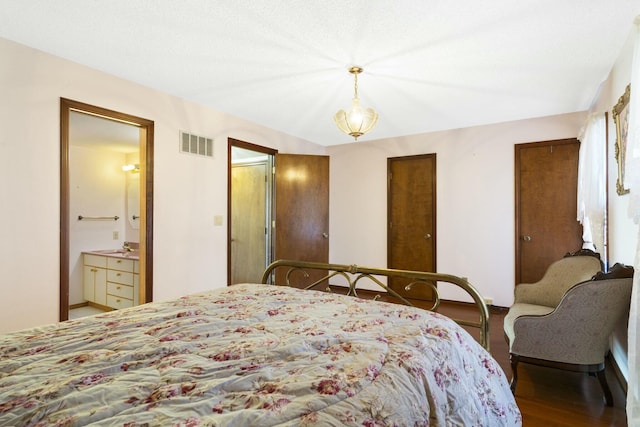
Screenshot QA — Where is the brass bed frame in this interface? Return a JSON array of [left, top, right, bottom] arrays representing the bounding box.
[[261, 259, 490, 351]]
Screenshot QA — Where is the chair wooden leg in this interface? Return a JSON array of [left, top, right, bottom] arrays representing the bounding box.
[[509, 353, 519, 393], [596, 368, 613, 407]]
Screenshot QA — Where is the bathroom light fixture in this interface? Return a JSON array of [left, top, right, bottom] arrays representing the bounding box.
[[122, 164, 140, 173], [333, 66, 378, 141]]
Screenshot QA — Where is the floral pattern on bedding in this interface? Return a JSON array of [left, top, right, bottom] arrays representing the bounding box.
[[0, 284, 521, 426]]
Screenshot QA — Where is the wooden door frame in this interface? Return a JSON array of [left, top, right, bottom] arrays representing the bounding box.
[[60, 98, 154, 321], [227, 138, 277, 285], [514, 137, 579, 284]]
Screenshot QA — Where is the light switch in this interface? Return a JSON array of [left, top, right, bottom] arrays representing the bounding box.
[[214, 215, 224, 226]]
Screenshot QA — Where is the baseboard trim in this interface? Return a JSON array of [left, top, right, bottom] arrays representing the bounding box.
[[87, 301, 114, 312], [69, 302, 88, 310]]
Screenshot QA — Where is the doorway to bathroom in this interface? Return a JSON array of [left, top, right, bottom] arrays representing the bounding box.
[[60, 98, 154, 321]]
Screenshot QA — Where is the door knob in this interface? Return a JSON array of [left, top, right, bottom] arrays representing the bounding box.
[[424, 233, 432, 239], [522, 235, 532, 241], [322, 232, 329, 239]]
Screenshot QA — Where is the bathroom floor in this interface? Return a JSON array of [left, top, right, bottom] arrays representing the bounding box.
[[69, 305, 107, 320]]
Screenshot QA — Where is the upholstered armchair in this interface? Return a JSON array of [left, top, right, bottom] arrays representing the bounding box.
[[504, 253, 633, 406]]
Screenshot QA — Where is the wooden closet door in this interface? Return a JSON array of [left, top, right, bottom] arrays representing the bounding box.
[[515, 139, 582, 284], [274, 153, 329, 287], [388, 154, 436, 300]]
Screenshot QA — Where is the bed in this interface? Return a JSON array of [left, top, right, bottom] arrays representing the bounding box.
[[0, 260, 521, 426]]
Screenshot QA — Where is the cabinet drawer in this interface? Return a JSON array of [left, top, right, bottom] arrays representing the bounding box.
[[107, 282, 134, 299], [107, 270, 134, 285], [84, 254, 107, 268], [107, 294, 133, 309], [107, 257, 135, 272]]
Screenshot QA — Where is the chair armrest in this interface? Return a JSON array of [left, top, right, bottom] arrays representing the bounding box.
[[503, 302, 554, 345]]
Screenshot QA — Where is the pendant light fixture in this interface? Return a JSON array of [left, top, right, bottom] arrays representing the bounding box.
[[334, 66, 378, 140]]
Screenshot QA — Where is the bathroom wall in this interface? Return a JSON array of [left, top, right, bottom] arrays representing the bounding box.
[[69, 145, 127, 305], [124, 152, 140, 243]]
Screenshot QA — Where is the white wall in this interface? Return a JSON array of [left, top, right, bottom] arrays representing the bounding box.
[[327, 112, 587, 307], [606, 25, 638, 271], [0, 37, 324, 333], [594, 24, 639, 382]]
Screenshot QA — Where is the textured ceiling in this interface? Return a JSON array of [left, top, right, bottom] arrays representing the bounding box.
[[2, 1, 640, 146]]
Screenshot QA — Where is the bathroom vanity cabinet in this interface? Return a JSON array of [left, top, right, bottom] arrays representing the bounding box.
[[83, 253, 139, 310]]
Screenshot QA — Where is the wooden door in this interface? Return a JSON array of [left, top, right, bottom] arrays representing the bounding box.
[[274, 154, 329, 287], [388, 154, 436, 300], [231, 162, 267, 283], [515, 139, 582, 284]]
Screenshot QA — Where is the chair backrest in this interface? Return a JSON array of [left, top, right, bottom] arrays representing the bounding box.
[[529, 253, 603, 307]]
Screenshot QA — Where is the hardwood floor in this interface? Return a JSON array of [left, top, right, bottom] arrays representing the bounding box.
[[436, 302, 628, 427]]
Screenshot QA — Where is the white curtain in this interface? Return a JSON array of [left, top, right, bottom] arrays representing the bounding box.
[[577, 113, 606, 253], [626, 16, 640, 425]]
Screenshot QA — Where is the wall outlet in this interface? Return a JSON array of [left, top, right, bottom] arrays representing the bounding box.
[[113, 231, 119, 240]]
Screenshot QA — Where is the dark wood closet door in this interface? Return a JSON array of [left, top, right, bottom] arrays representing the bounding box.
[[515, 139, 582, 284], [274, 153, 329, 287], [388, 154, 436, 300]]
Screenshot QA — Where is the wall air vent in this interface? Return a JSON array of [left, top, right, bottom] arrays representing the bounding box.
[[180, 131, 214, 158]]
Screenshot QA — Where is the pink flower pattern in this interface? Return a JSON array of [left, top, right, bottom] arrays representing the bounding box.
[[0, 283, 521, 426]]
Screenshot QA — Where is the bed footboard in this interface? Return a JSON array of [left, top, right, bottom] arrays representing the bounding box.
[[261, 259, 490, 350]]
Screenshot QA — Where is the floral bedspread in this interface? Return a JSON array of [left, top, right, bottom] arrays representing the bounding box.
[[0, 284, 521, 426]]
